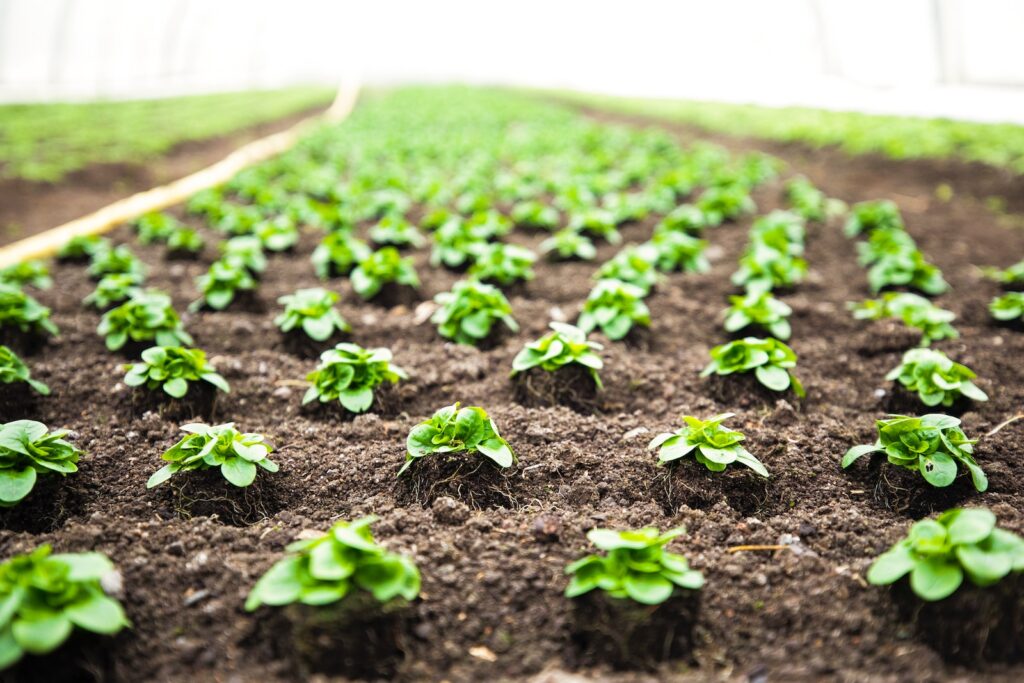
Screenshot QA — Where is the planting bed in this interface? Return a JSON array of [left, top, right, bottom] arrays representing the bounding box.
[[1, 88, 1023, 681]]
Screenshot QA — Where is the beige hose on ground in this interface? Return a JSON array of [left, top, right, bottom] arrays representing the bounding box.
[[0, 83, 360, 269]]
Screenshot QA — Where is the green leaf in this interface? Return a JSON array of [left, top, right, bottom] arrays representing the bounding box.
[[945, 508, 996, 545], [246, 556, 303, 610], [866, 545, 916, 585], [909, 558, 963, 601], [476, 438, 514, 468], [309, 541, 356, 581], [0, 627, 23, 670], [65, 593, 128, 635], [51, 553, 114, 581], [755, 364, 791, 392], [919, 451, 958, 488], [842, 444, 879, 468], [0, 467, 36, 504], [163, 377, 188, 398], [302, 315, 336, 342], [146, 464, 174, 489], [622, 572, 673, 605], [339, 386, 374, 413], [220, 458, 257, 487], [12, 613, 72, 654], [956, 544, 1011, 584]]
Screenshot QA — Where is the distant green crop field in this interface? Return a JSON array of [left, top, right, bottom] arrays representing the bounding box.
[[557, 91, 1024, 175], [0, 86, 335, 182]]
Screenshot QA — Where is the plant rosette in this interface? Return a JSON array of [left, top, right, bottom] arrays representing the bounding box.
[[430, 280, 518, 346], [886, 348, 987, 408], [350, 247, 420, 301], [701, 337, 805, 398], [0, 544, 129, 671], [511, 322, 603, 388], [648, 413, 768, 477], [400, 403, 514, 476], [577, 279, 651, 342], [0, 420, 81, 507], [275, 288, 351, 343], [723, 290, 792, 340], [0, 345, 50, 396], [123, 346, 229, 399], [842, 414, 986, 492], [0, 284, 59, 339], [303, 343, 407, 414], [990, 291, 1024, 323], [97, 290, 192, 352], [146, 423, 278, 489]]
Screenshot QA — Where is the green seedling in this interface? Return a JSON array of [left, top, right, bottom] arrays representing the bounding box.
[[0, 261, 52, 290], [0, 284, 59, 337], [990, 291, 1024, 322], [275, 288, 350, 341], [468, 243, 537, 285], [0, 345, 49, 395], [723, 290, 793, 340], [845, 199, 903, 237], [146, 422, 278, 489], [312, 232, 373, 278], [124, 346, 229, 398], [702, 337, 805, 397], [0, 420, 81, 506], [540, 229, 597, 261], [369, 215, 425, 249], [594, 244, 661, 295], [97, 290, 192, 351], [577, 279, 650, 341], [511, 322, 603, 388], [849, 292, 958, 345], [886, 348, 987, 407], [83, 273, 144, 310], [191, 258, 257, 311], [431, 279, 518, 345], [351, 248, 420, 300], [649, 413, 767, 476], [303, 343, 407, 413], [401, 402, 514, 475]]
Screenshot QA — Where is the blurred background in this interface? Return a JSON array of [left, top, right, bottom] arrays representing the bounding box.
[[2, 0, 1023, 122]]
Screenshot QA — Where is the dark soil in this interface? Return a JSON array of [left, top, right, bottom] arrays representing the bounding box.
[[1, 100, 1023, 683]]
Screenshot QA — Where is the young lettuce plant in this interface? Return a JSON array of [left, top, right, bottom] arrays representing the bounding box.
[[83, 273, 144, 310], [849, 293, 958, 346], [369, 215, 426, 249], [221, 235, 267, 275], [980, 259, 1024, 286], [0, 284, 59, 338], [511, 322, 603, 388], [87, 245, 146, 280], [166, 226, 205, 255], [844, 199, 904, 238], [98, 290, 192, 351], [401, 402, 514, 475], [0, 260, 52, 290], [190, 258, 257, 311], [275, 288, 350, 341], [702, 337, 805, 397], [732, 244, 807, 294], [0, 420, 81, 506], [511, 200, 560, 230], [303, 343, 407, 413], [866, 508, 1024, 601], [886, 348, 987, 407], [565, 527, 703, 605], [351, 247, 420, 300], [431, 280, 518, 345], [577, 279, 650, 341], [723, 290, 793, 340], [990, 291, 1024, 322], [867, 249, 948, 295], [468, 243, 537, 285], [0, 345, 50, 395], [785, 176, 842, 222], [656, 204, 706, 235], [696, 184, 755, 226], [0, 545, 129, 670], [311, 232, 373, 279], [649, 413, 768, 477], [133, 211, 181, 244], [245, 516, 420, 611], [430, 219, 489, 269], [593, 244, 661, 295], [842, 414, 986, 492], [58, 235, 109, 261], [256, 217, 300, 252], [568, 208, 621, 244], [647, 231, 710, 273], [123, 346, 230, 398], [540, 229, 597, 262], [146, 423, 278, 489]]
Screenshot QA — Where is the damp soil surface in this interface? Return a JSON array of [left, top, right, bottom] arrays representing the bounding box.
[[1, 102, 1024, 682]]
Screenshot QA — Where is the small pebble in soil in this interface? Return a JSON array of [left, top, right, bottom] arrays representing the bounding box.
[[431, 496, 470, 525], [531, 514, 562, 543]]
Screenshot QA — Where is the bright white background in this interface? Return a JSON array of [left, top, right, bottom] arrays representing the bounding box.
[[1, 0, 1023, 122]]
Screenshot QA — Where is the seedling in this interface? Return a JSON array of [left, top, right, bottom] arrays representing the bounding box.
[[215, 204, 263, 235], [465, 210, 513, 239], [857, 226, 916, 266], [190, 258, 257, 311], [844, 199, 903, 238], [842, 414, 986, 491], [850, 292, 958, 345], [0, 345, 50, 395], [540, 229, 597, 261], [303, 343, 407, 413], [256, 216, 300, 252], [886, 348, 987, 407], [594, 245, 661, 295], [867, 249, 948, 295], [990, 292, 1024, 322], [695, 184, 755, 226], [146, 422, 278, 488], [867, 508, 1024, 601], [166, 226, 205, 254], [568, 208, 621, 244], [0, 420, 81, 506], [369, 215, 425, 249], [124, 346, 229, 398], [351, 248, 420, 300], [221, 235, 267, 274], [601, 192, 649, 224], [0, 545, 129, 669], [0, 260, 52, 290], [133, 211, 181, 244], [649, 413, 768, 476], [401, 402, 514, 475], [83, 273, 144, 310], [785, 176, 841, 222], [702, 337, 805, 397], [245, 516, 420, 611], [312, 232, 373, 278], [431, 279, 518, 345], [511, 322, 603, 388], [723, 290, 793, 340], [565, 527, 703, 605], [87, 245, 146, 280], [578, 279, 650, 341], [0, 284, 59, 337], [58, 235, 109, 261], [648, 231, 709, 273], [511, 200, 559, 230], [468, 243, 537, 285], [731, 245, 807, 294], [275, 288, 350, 341], [97, 290, 192, 351], [748, 211, 805, 256], [980, 259, 1024, 286], [430, 219, 489, 269], [655, 204, 706, 235]]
